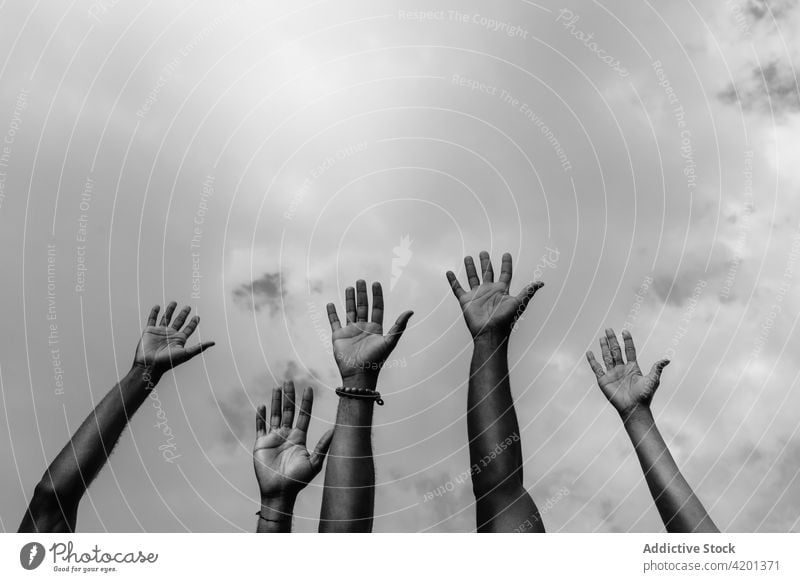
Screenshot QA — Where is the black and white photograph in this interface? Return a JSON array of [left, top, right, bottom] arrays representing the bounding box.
[[0, 0, 798, 579]]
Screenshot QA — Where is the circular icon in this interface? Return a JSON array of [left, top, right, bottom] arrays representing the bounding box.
[[20, 542, 45, 570]]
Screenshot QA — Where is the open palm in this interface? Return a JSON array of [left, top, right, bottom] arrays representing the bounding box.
[[459, 283, 525, 336], [327, 280, 413, 380], [447, 252, 543, 339], [254, 382, 333, 498], [587, 329, 669, 417], [133, 302, 214, 381], [332, 322, 396, 375]]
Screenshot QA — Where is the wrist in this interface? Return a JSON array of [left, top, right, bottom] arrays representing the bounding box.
[[260, 490, 297, 516], [472, 332, 509, 349], [339, 371, 379, 391], [257, 492, 296, 532], [128, 363, 160, 389], [334, 377, 378, 426], [620, 405, 654, 428]]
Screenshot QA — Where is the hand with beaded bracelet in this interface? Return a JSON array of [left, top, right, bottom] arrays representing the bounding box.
[[318, 280, 413, 532]]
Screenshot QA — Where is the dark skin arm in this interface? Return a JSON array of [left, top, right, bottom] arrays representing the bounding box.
[[18, 302, 214, 533], [318, 280, 412, 532], [447, 251, 545, 533], [253, 381, 333, 532], [587, 328, 718, 533]]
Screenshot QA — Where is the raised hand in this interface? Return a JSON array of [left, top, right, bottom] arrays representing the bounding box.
[[133, 302, 215, 383], [319, 280, 411, 532], [20, 298, 216, 533], [445, 251, 546, 532], [446, 251, 543, 340], [326, 280, 413, 383], [586, 329, 670, 418], [586, 328, 717, 533], [254, 381, 333, 499]]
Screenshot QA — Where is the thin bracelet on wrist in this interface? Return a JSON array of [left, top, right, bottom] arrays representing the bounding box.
[[335, 386, 384, 406], [255, 510, 288, 523]]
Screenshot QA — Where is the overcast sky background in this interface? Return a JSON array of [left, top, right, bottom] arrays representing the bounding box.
[[1, 0, 799, 532]]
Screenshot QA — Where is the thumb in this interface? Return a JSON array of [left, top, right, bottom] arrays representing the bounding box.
[[184, 341, 216, 360], [309, 429, 335, 473], [515, 281, 545, 312], [646, 359, 670, 388], [385, 310, 414, 351]]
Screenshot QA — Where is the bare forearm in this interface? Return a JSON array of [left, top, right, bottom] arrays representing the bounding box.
[[624, 408, 718, 533], [19, 366, 152, 532], [468, 336, 541, 532], [468, 336, 523, 493], [44, 365, 151, 496], [476, 489, 543, 533], [319, 375, 376, 532]]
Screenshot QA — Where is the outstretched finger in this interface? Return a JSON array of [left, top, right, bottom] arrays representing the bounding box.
[[515, 281, 544, 311], [356, 280, 369, 322], [281, 381, 296, 429], [345, 287, 356, 323], [479, 251, 494, 283], [386, 310, 414, 351], [446, 271, 465, 299], [605, 328, 624, 366], [498, 253, 513, 286], [269, 386, 282, 430], [622, 330, 637, 363], [146, 305, 160, 327], [464, 256, 480, 289], [171, 306, 192, 330], [256, 405, 267, 437], [295, 387, 314, 433], [586, 351, 605, 379], [309, 429, 335, 473], [371, 282, 384, 325], [159, 301, 177, 326], [327, 303, 341, 331], [181, 315, 200, 338], [600, 336, 614, 369]]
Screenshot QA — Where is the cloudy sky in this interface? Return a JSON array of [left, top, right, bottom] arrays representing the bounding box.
[[1, 0, 799, 532]]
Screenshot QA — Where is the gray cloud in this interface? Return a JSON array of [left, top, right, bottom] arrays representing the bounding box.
[[709, 438, 800, 532], [719, 60, 800, 115], [651, 263, 719, 307], [745, 0, 794, 21], [232, 272, 285, 313], [385, 468, 475, 532], [213, 360, 329, 449], [216, 385, 254, 448]]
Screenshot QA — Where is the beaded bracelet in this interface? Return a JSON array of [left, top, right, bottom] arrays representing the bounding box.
[[335, 386, 385, 406]]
